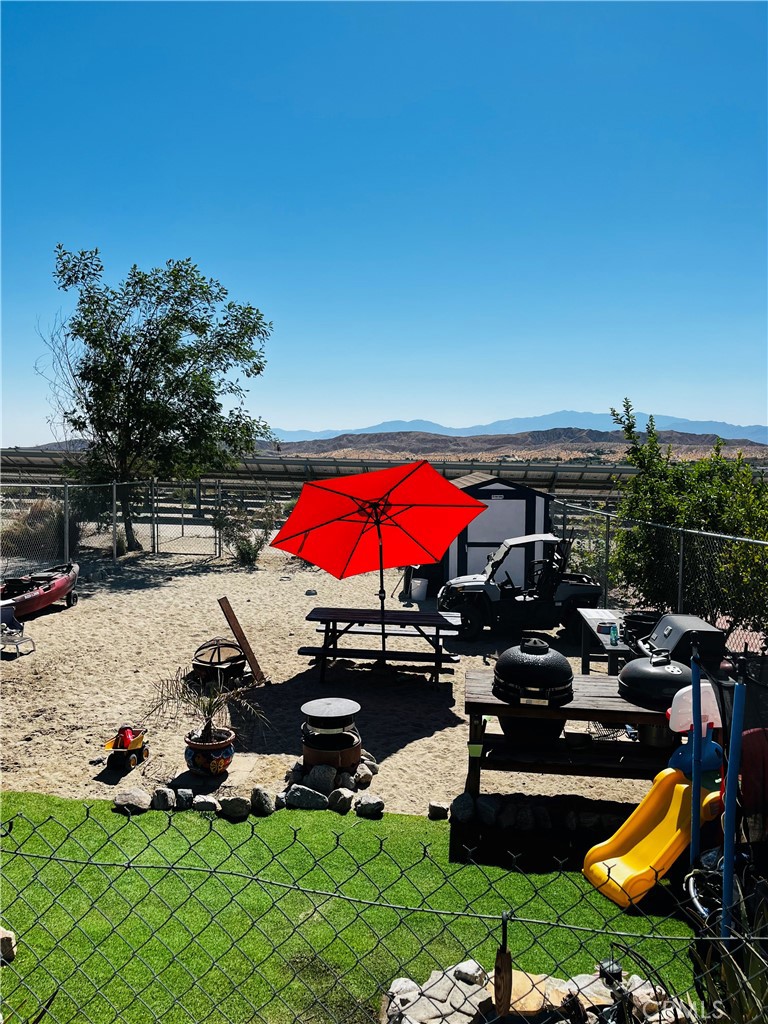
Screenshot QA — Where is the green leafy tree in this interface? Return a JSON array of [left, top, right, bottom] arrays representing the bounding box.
[[41, 246, 273, 549], [611, 398, 768, 640]]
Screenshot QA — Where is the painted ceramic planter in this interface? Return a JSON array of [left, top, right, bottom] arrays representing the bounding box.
[[184, 727, 236, 776]]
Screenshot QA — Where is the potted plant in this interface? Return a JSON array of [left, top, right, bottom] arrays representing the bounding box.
[[147, 667, 266, 777]]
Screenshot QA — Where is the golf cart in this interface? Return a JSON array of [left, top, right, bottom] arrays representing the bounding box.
[[436, 532, 601, 641]]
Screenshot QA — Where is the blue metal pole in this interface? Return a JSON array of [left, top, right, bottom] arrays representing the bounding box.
[[721, 673, 747, 939], [690, 642, 702, 865]]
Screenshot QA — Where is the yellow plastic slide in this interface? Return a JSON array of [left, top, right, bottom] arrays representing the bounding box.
[[583, 767, 721, 908]]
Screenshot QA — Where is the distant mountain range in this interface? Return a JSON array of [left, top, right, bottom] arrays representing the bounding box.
[[273, 411, 768, 445]]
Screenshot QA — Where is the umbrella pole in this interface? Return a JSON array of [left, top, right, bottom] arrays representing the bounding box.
[[376, 517, 386, 654]]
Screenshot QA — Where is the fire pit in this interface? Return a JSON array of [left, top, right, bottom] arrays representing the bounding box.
[[301, 697, 362, 770], [191, 637, 247, 682]]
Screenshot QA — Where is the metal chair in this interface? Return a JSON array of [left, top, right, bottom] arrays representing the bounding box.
[[1, 601, 36, 657]]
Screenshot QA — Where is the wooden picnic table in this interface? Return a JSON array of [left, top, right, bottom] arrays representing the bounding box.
[[464, 669, 669, 797], [300, 606, 463, 684]]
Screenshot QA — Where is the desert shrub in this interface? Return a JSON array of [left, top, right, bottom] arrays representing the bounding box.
[[0, 498, 80, 562], [212, 495, 280, 567]]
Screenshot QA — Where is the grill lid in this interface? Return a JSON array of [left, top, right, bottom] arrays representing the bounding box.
[[618, 650, 692, 710], [301, 697, 361, 731], [495, 638, 573, 689]]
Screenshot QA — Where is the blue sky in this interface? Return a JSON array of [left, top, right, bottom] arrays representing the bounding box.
[[2, 1, 766, 446]]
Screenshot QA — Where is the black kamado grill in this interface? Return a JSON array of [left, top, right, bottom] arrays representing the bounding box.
[[493, 638, 574, 745], [301, 697, 362, 770]]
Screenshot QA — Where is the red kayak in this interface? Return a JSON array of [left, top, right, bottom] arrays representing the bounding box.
[[1, 562, 79, 618]]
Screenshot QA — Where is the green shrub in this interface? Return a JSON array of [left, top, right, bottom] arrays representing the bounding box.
[[212, 495, 279, 567]]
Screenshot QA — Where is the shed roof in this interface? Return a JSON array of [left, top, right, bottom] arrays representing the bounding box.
[[450, 471, 550, 500]]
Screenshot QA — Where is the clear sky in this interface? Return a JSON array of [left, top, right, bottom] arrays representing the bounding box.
[[2, 1, 766, 446]]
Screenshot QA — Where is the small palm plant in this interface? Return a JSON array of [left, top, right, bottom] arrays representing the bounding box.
[[146, 667, 266, 744]]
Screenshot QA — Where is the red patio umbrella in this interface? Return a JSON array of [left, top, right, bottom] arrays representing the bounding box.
[[271, 460, 485, 629]]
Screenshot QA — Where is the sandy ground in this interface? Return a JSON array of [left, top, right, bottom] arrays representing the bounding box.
[[1, 545, 652, 816]]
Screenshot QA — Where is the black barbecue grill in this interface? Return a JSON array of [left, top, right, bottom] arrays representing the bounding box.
[[493, 638, 573, 745], [619, 613, 726, 712], [632, 614, 726, 673]]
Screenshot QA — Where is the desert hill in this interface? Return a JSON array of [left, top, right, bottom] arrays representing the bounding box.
[[266, 427, 767, 464]]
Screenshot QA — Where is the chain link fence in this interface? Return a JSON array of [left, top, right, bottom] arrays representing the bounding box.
[[1, 481, 764, 653], [2, 804, 767, 1024], [0, 479, 298, 572], [552, 501, 768, 654]]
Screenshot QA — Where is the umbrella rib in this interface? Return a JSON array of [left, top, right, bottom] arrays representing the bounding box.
[[272, 505, 377, 545]]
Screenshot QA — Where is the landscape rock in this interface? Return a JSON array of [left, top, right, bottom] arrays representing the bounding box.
[[328, 788, 355, 814], [219, 795, 251, 820], [361, 748, 378, 764], [534, 805, 553, 831], [275, 790, 288, 810], [337, 770, 356, 791], [175, 788, 194, 810], [498, 801, 517, 830], [304, 763, 337, 795], [114, 788, 151, 814], [354, 793, 384, 818], [151, 787, 176, 811], [285, 785, 329, 810], [421, 970, 455, 1004], [354, 763, 374, 788], [453, 961, 486, 987], [251, 786, 275, 816], [516, 805, 535, 831], [475, 795, 501, 827], [0, 928, 17, 963], [449, 792, 475, 824], [360, 756, 379, 775], [192, 795, 220, 813], [427, 801, 449, 821]]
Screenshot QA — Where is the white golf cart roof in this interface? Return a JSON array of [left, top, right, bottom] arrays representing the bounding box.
[[485, 533, 561, 579], [498, 533, 559, 548]]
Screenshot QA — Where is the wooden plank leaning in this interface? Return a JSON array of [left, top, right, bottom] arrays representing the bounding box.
[[217, 596, 270, 685]]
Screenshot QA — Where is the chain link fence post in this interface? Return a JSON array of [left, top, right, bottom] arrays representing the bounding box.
[[111, 482, 117, 563], [216, 479, 222, 557], [63, 481, 70, 564], [677, 532, 685, 613], [603, 514, 611, 608]]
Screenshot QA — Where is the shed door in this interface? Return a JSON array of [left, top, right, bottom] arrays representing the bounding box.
[[465, 495, 528, 576]]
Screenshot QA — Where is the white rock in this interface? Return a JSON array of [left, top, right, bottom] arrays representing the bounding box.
[[192, 795, 220, 813], [114, 788, 151, 813], [219, 795, 251, 820], [453, 960, 487, 986]]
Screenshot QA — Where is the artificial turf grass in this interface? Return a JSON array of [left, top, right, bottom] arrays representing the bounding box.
[[1, 792, 696, 1024]]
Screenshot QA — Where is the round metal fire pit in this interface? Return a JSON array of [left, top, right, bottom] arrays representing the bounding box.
[[192, 637, 247, 682], [301, 697, 362, 770]]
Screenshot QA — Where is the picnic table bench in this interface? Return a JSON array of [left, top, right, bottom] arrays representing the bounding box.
[[301, 606, 462, 684]]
